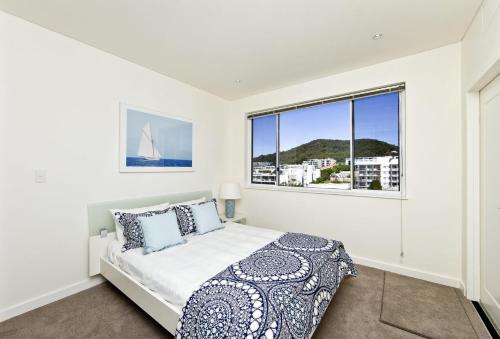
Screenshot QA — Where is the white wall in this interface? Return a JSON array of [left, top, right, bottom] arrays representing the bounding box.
[[462, 0, 500, 91], [0, 12, 230, 317], [228, 44, 463, 286], [461, 0, 500, 298]]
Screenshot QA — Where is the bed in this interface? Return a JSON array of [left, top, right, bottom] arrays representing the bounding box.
[[88, 190, 356, 338]]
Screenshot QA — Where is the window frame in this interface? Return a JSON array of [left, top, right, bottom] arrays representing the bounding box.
[[245, 85, 406, 200]]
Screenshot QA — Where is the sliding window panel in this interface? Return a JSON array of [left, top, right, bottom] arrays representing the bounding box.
[[251, 115, 278, 185], [278, 101, 351, 189], [352, 92, 400, 191]]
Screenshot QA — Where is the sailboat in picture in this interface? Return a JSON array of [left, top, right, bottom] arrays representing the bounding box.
[[121, 103, 193, 172], [138, 122, 162, 161]]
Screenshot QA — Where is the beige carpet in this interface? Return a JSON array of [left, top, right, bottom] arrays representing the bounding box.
[[380, 272, 490, 339], [314, 266, 421, 339], [0, 265, 491, 339]]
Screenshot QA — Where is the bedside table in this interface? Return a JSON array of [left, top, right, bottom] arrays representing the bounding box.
[[220, 213, 246, 224]]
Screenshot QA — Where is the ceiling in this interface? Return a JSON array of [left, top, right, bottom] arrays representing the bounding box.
[[0, 0, 482, 100]]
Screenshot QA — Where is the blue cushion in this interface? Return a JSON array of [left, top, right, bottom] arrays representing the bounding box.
[[138, 211, 185, 254], [191, 202, 224, 235]]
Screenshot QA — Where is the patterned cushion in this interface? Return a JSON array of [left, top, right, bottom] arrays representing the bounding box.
[[174, 205, 197, 236], [114, 207, 173, 252], [174, 198, 220, 236], [110, 202, 170, 245]]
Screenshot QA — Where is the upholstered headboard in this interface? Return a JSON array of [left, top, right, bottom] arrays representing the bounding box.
[[87, 190, 213, 236]]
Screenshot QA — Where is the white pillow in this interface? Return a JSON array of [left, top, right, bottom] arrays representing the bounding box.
[[110, 202, 170, 244], [170, 197, 206, 207]]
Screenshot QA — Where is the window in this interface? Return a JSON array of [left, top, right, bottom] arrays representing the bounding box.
[[248, 84, 404, 194], [251, 115, 277, 185], [353, 92, 400, 191], [278, 101, 350, 188]]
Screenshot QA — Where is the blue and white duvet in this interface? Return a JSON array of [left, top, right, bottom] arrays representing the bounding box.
[[176, 232, 357, 339]]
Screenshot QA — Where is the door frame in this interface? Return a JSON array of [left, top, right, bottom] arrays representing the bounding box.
[[465, 59, 500, 301]]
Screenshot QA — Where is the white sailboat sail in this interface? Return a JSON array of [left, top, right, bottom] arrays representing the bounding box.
[[137, 123, 162, 160]]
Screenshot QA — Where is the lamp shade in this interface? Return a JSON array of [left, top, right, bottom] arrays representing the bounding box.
[[220, 183, 241, 199]]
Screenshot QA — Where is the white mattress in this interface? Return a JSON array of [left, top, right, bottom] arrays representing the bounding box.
[[107, 222, 283, 310]]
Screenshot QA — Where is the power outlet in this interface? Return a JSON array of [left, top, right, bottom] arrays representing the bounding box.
[[35, 170, 47, 183]]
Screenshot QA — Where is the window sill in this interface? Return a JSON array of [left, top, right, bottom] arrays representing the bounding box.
[[245, 184, 406, 200]]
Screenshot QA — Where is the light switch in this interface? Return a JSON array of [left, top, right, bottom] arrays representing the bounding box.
[[35, 170, 47, 183]]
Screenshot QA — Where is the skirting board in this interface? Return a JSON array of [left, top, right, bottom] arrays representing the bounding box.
[[459, 280, 466, 295], [0, 276, 105, 322], [352, 255, 463, 290]]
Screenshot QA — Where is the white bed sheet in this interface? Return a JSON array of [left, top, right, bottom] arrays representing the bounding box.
[[107, 222, 284, 310]]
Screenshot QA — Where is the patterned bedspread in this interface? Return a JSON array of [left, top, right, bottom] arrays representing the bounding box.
[[176, 233, 357, 339]]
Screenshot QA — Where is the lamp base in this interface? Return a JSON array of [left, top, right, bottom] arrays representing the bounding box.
[[225, 199, 235, 218]]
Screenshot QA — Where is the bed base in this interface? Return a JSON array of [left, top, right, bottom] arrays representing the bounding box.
[[100, 258, 180, 335]]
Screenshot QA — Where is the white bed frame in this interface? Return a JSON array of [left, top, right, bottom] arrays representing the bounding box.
[[87, 191, 213, 335], [89, 233, 180, 334]]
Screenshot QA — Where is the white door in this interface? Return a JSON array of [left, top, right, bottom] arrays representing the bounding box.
[[480, 74, 500, 333]]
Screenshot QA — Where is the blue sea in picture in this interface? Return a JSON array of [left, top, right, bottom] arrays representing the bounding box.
[[126, 157, 192, 167]]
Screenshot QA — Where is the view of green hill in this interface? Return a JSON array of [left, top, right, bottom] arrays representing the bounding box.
[[253, 138, 398, 164]]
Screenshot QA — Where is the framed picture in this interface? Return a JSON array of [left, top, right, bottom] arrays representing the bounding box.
[[119, 103, 194, 172]]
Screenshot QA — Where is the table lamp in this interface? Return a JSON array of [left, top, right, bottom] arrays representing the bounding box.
[[220, 183, 241, 218]]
